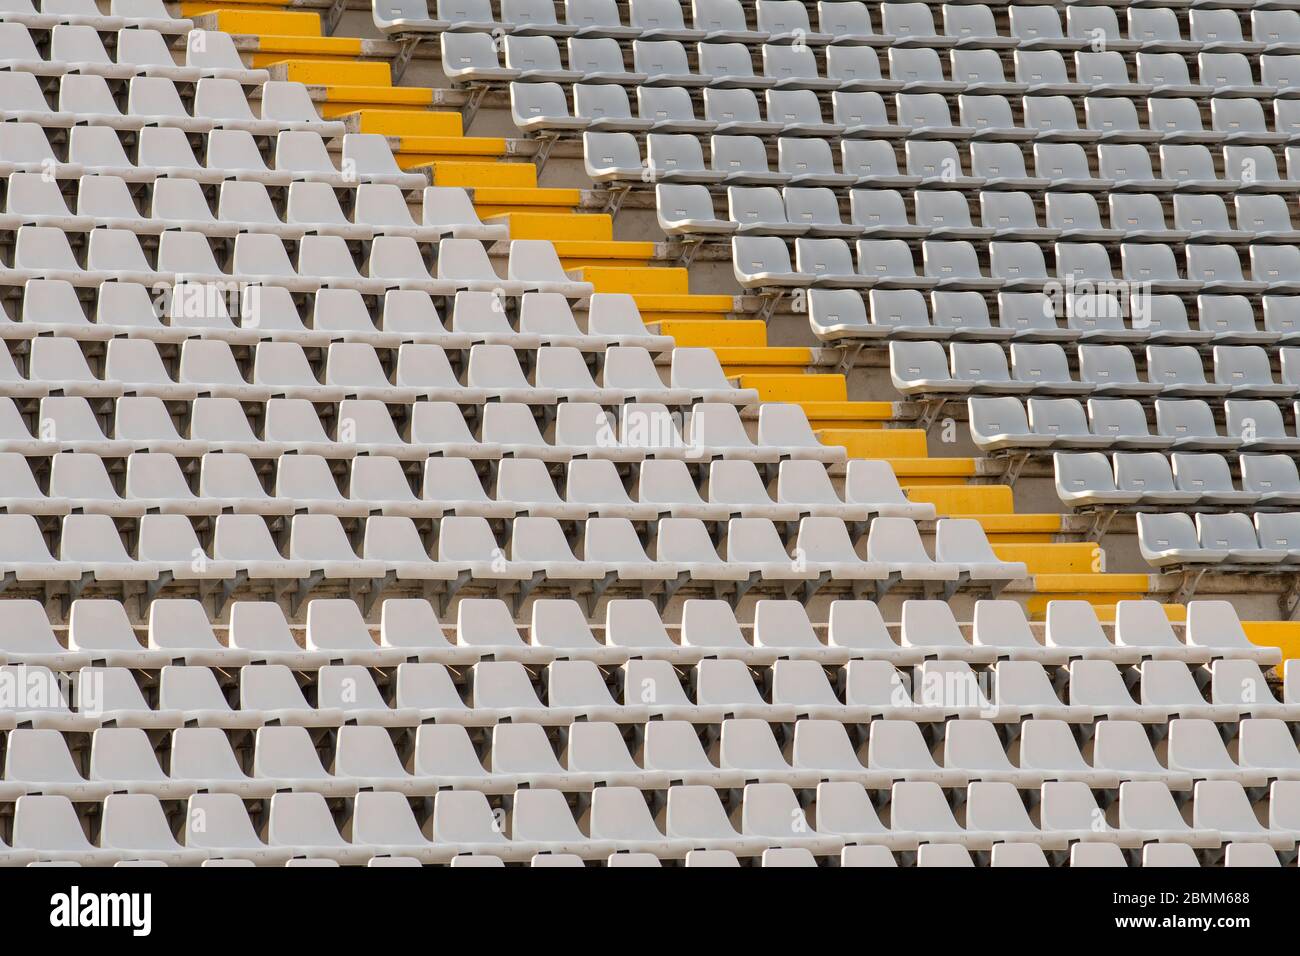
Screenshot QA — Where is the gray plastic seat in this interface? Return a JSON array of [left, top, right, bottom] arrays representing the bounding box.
[[1144, 346, 1222, 399], [1078, 344, 1158, 397], [1172, 453, 1256, 505], [1054, 452, 1142, 508], [696, 41, 769, 89], [1215, 346, 1293, 398], [728, 186, 803, 236], [1242, 455, 1300, 505], [778, 138, 856, 187], [1137, 513, 1228, 568], [731, 236, 806, 289], [1155, 399, 1240, 451], [1029, 397, 1110, 449], [1114, 451, 1192, 506], [1226, 399, 1300, 452]]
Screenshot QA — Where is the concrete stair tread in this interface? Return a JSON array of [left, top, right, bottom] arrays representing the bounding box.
[[946, 513, 1064, 534], [251, 40, 366, 66], [555, 241, 657, 261], [905, 484, 1013, 515], [799, 400, 896, 422], [396, 135, 506, 155], [634, 294, 733, 314], [654, 320, 766, 347], [884, 457, 980, 478], [819, 429, 927, 459], [722, 352, 818, 371], [473, 188, 580, 211], [576, 266, 689, 295], [346, 109, 463, 137], [993, 542, 1100, 574], [433, 164, 537, 188], [269, 59, 390, 85], [735, 372, 845, 402], [317, 86, 439, 112], [1032, 573, 1152, 592], [486, 212, 612, 241], [202, 9, 322, 33]]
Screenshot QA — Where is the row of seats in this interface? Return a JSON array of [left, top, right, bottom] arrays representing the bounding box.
[[0, 396, 835, 462], [734, 234, 1300, 291], [2, 174, 506, 243], [0, 512, 1021, 597], [1139, 510, 1300, 567], [892, 341, 1300, 399], [659, 184, 1300, 245], [2, 0, 185, 32], [1057, 450, 1300, 510], [0, 454, 915, 522], [0, 123, 423, 189], [31, 842, 1283, 867], [588, 134, 1300, 189], [966, 395, 1300, 454], [1, 73, 342, 137], [24, 274, 1290, 354], [0, 338, 745, 405], [5, 718, 1299, 798], [439, 29, 1300, 94], [0, 25, 266, 84], [809, 287, 1297, 346], [7, 778, 1298, 865], [379, 0, 1300, 52], [2, 657, 1291, 726], [2, 596, 1264, 668], [14, 706, 1300, 807], [1, 228, 588, 297], [0, 284, 667, 350], [564, 88, 1300, 154], [519, 80, 1300, 144]]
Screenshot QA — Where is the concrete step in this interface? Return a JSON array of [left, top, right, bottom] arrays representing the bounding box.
[[905, 484, 1014, 517], [202, 8, 321, 33], [1025, 574, 1153, 619], [657, 320, 767, 348], [489, 212, 613, 242], [819, 428, 927, 459], [636, 294, 733, 323], [576, 266, 689, 295], [270, 58, 390, 86], [432, 163, 538, 188], [734, 372, 845, 402], [993, 542, 1101, 574], [396, 135, 508, 166], [348, 108, 463, 138], [884, 456, 979, 485]]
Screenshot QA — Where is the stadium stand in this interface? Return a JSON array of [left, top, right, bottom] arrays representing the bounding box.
[[0, 0, 1293, 869]]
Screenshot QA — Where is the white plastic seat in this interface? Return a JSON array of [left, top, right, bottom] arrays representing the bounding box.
[[1120, 781, 1220, 847], [304, 599, 407, 667], [67, 599, 171, 668], [89, 727, 190, 799], [179, 793, 287, 865], [12, 795, 124, 865], [154, 666, 255, 731], [2, 729, 110, 801], [866, 516, 961, 588], [227, 601, 330, 669], [267, 792, 374, 864], [1186, 601, 1284, 666], [240, 664, 344, 727], [169, 728, 272, 800]]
